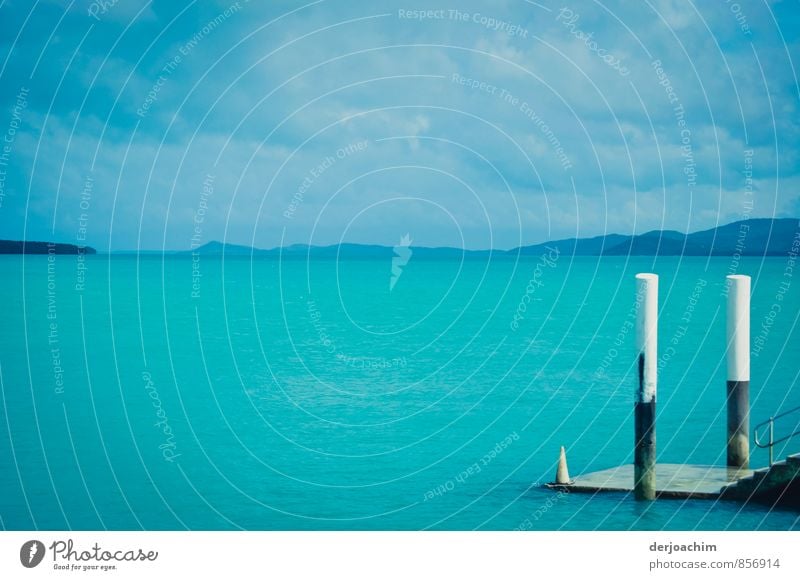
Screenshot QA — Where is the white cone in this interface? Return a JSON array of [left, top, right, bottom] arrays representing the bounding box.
[[555, 446, 571, 484]]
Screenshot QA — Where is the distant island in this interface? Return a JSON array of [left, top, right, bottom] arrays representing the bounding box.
[[187, 217, 799, 258], [515, 217, 799, 257], [3, 218, 797, 257], [0, 240, 96, 254]]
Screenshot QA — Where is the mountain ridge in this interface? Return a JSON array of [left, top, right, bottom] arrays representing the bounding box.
[[5, 218, 795, 256], [187, 218, 800, 257]]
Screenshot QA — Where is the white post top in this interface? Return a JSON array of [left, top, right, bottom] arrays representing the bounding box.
[[636, 273, 658, 403], [727, 274, 751, 381]]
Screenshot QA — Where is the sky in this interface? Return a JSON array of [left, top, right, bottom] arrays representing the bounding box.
[[0, 0, 798, 251]]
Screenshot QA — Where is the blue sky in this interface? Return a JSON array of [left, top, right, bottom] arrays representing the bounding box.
[[0, 0, 798, 250]]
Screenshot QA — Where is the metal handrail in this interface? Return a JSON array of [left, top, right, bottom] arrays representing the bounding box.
[[754, 404, 800, 466]]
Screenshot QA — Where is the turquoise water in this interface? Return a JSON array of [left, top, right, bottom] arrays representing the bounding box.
[[0, 254, 798, 530]]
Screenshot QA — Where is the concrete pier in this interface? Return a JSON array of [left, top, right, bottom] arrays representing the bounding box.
[[547, 464, 753, 499], [542, 274, 768, 505], [726, 275, 750, 469]]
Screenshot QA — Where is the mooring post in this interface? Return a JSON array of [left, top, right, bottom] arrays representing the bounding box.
[[726, 274, 750, 469], [635, 273, 658, 500]]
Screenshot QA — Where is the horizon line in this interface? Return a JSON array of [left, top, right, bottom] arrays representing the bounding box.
[[3, 216, 797, 254]]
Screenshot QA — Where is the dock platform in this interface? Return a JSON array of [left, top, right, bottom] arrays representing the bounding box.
[[547, 464, 753, 499]]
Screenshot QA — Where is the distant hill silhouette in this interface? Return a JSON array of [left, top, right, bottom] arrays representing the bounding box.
[[520, 218, 798, 256], [0, 240, 96, 254], [187, 218, 798, 258]]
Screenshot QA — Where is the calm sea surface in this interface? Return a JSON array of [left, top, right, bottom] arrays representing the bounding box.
[[0, 254, 798, 530]]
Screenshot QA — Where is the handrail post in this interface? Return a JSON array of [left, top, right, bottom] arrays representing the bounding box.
[[754, 407, 800, 464], [769, 418, 774, 467]]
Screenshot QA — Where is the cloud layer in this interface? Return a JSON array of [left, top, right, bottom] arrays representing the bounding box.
[[0, 0, 798, 250]]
